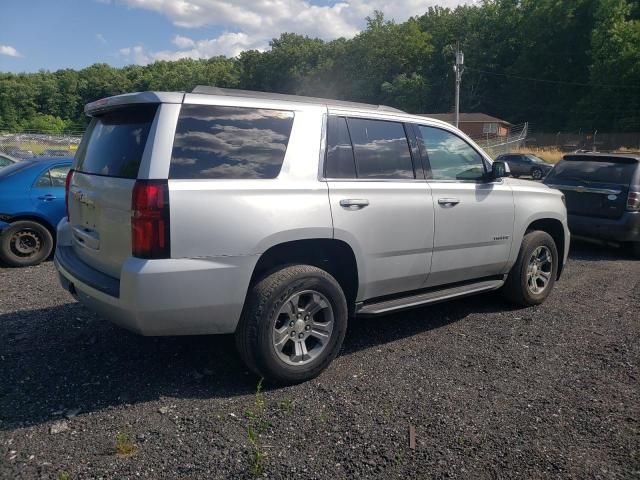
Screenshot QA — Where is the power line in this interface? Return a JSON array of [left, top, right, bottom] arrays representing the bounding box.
[[465, 66, 640, 90]]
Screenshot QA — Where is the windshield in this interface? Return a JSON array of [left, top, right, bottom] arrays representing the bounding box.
[[75, 104, 157, 179], [546, 159, 636, 185], [0, 160, 34, 178]]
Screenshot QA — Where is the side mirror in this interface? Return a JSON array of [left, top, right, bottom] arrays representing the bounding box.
[[490, 161, 509, 179]]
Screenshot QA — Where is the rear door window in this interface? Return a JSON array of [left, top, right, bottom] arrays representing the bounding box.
[[170, 104, 294, 179], [547, 158, 636, 185], [346, 118, 414, 179], [49, 165, 71, 187], [75, 105, 157, 179], [325, 116, 356, 178]]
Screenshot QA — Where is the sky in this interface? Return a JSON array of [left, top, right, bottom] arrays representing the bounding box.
[[0, 0, 470, 73]]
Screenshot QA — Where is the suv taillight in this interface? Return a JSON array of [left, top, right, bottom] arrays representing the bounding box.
[[131, 180, 170, 259], [65, 169, 74, 221], [627, 190, 640, 212]]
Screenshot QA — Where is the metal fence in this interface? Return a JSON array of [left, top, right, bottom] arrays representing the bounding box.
[[0, 130, 84, 160], [473, 123, 529, 158], [524, 132, 640, 153]]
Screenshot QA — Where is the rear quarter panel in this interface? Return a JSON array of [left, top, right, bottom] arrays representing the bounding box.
[[166, 102, 333, 258]]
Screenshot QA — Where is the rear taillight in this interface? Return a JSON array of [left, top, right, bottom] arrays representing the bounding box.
[[627, 190, 640, 212], [131, 180, 170, 259], [65, 169, 74, 221]]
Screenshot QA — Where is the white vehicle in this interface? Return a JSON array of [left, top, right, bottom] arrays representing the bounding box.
[[55, 87, 569, 383]]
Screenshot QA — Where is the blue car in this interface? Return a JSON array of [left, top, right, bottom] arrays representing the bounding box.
[[0, 158, 72, 267]]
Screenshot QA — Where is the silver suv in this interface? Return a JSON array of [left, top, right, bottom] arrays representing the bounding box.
[[55, 87, 569, 383]]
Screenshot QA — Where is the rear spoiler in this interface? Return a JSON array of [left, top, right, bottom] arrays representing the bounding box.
[[84, 91, 185, 116]]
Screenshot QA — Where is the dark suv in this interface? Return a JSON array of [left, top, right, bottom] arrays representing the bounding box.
[[496, 153, 553, 180], [544, 153, 640, 256]]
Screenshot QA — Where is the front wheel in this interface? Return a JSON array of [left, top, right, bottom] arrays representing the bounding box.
[[502, 230, 558, 306], [0, 220, 54, 267], [235, 265, 348, 384]]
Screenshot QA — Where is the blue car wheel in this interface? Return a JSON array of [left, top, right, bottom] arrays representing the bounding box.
[[0, 220, 54, 267]]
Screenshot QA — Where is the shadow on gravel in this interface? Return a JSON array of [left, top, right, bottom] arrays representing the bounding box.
[[568, 239, 637, 261], [0, 292, 519, 431]]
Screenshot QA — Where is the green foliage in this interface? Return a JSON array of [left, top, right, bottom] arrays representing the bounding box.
[[114, 431, 137, 456], [245, 379, 267, 478], [0, 0, 639, 132]]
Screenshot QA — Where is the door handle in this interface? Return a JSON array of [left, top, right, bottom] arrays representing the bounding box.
[[438, 197, 460, 206], [340, 199, 370, 209], [37, 194, 57, 201]]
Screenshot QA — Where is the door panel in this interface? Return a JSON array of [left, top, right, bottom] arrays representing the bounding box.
[[413, 124, 515, 287], [329, 181, 434, 300], [29, 165, 69, 226], [426, 181, 514, 287]]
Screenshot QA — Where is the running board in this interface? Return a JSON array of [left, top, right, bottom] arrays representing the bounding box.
[[356, 279, 505, 316]]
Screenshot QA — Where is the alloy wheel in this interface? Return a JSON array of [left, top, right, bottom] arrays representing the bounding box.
[[272, 290, 334, 366], [526, 246, 553, 294]]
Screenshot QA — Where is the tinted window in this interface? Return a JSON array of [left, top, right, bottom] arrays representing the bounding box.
[[170, 104, 294, 179], [325, 116, 356, 178], [346, 118, 414, 179], [546, 159, 636, 185], [417, 126, 485, 181], [76, 105, 157, 179], [50, 165, 70, 187]]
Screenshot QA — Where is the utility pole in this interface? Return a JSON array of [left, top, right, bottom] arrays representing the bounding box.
[[453, 43, 464, 128]]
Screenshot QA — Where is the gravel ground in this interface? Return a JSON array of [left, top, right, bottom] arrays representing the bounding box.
[[1, 242, 639, 479]]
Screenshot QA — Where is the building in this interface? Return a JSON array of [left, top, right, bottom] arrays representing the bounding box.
[[417, 113, 512, 138]]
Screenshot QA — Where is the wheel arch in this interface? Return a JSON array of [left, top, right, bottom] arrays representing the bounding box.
[[249, 239, 359, 316], [526, 217, 566, 278], [3, 214, 56, 239]]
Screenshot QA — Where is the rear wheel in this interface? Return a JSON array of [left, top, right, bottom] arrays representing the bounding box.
[[502, 230, 558, 306], [0, 220, 53, 267], [235, 265, 348, 384], [531, 167, 544, 180]]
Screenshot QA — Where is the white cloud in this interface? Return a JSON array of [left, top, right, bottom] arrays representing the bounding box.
[[117, 0, 471, 64], [119, 45, 151, 64], [0, 45, 22, 57], [96, 33, 108, 45], [172, 34, 195, 49]]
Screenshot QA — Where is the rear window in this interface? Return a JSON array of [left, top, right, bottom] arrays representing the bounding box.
[[169, 104, 294, 179], [75, 104, 157, 179], [547, 158, 636, 185]]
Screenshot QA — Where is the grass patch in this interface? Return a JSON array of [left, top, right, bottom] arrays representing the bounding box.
[[278, 398, 293, 413], [245, 379, 267, 478], [114, 431, 137, 456]]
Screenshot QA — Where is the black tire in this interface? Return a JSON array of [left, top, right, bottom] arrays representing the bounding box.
[[502, 230, 558, 306], [0, 220, 54, 267], [235, 264, 348, 384], [531, 168, 543, 180]]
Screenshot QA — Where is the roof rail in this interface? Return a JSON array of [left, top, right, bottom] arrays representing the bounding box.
[[191, 86, 405, 113]]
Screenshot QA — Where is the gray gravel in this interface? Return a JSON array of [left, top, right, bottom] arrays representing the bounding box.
[[1, 242, 639, 479]]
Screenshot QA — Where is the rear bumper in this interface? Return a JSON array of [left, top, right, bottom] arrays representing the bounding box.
[[568, 211, 640, 243], [54, 220, 258, 336]]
